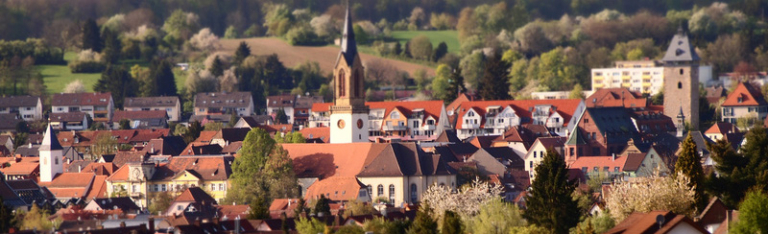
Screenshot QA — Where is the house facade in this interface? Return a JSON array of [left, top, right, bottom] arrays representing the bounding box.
[[194, 92, 254, 117], [51, 93, 114, 123], [591, 60, 712, 95], [721, 82, 768, 128], [124, 96, 181, 122], [453, 99, 586, 139], [0, 96, 43, 121]]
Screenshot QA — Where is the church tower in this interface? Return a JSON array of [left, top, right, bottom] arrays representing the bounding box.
[[40, 124, 63, 182], [330, 3, 368, 143], [663, 26, 700, 129]]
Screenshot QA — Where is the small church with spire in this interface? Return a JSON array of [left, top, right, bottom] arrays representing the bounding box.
[[330, 2, 369, 144], [39, 124, 63, 182]]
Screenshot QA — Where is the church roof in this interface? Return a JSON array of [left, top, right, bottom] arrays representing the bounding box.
[[40, 124, 63, 151], [338, 3, 358, 66], [662, 26, 700, 62]]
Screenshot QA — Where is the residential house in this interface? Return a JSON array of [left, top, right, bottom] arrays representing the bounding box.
[[294, 95, 324, 126], [189, 114, 233, 126], [194, 92, 254, 116], [586, 88, 675, 136], [310, 100, 451, 141], [124, 96, 181, 122], [590, 60, 713, 95], [233, 115, 273, 128], [564, 107, 641, 159], [452, 99, 586, 139], [283, 142, 456, 206], [490, 125, 552, 157], [84, 197, 140, 213], [38, 173, 97, 203], [266, 95, 295, 124], [704, 122, 739, 141], [605, 211, 708, 234], [110, 110, 168, 129], [721, 82, 768, 128], [51, 93, 114, 123], [165, 187, 217, 217], [0, 95, 43, 121], [0, 157, 39, 180], [524, 137, 567, 181], [704, 85, 727, 106], [2, 179, 55, 210], [469, 147, 524, 176], [0, 113, 24, 132], [50, 112, 90, 130]]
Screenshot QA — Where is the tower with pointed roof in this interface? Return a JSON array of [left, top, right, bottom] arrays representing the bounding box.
[[330, 2, 369, 143], [40, 124, 63, 182], [663, 26, 700, 130], [676, 107, 685, 137]]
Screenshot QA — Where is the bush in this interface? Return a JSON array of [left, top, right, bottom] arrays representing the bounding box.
[[0, 38, 65, 65], [69, 60, 106, 73], [286, 25, 323, 46]]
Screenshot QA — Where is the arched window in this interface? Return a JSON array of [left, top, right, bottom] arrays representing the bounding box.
[[354, 70, 361, 97], [389, 185, 395, 204], [366, 185, 372, 197], [410, 184, 418, 203], [679, 68, 684, 75], [377, 185, 384, 196], [338, 70, 346, 97], [678, 82, 682, 89]]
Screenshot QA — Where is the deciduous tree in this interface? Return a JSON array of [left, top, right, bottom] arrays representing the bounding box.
[[606, 172, 696, 221]]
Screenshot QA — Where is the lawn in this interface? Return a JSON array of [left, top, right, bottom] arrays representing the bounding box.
[[390, 30, 460, 54], [38, 52, 101, 93]]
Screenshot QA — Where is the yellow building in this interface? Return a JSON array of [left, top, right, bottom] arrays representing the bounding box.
[[105, 155, 234, 209]]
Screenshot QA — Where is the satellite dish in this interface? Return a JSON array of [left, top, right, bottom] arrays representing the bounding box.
[[656, 214, 665, 228]]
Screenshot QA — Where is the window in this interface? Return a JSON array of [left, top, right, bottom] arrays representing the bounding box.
[[569, 148, 574, 156], [211, 184, 216, 191], [533, 151, 537, 158], [678, 82, 682, 89], [338, 70, 346, 97], [378, 185, 384, 196], [389, 185, 395, 203], [161, 184, 167, 191], [410, 184, 418, 203], [219, 183, 225, 191], [593, 167, 599, 172], [153, 184, 159, 192], [390, 111, 400, 119], [679, 69, 684, 75], [603, 167, 609, 172], [614, 167, 620, 172], [581, 167, 588, 173], [529, 161, 533, 169], [132, 185, 138, 192], [468, 111, 475, 117]]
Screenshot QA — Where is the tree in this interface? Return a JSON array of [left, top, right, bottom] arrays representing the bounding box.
[[18, 203, 58, 231], [344, 200, 376, 218], [447, 67, 467, 100], [234, 41, 251, 66], [249, 196, 270, 219], [296, 217, 326, 234], [118, 119, 131, 129], [441, 210, 462, 234], [465, 199, 526, 234], [63, 80, 87, 93], [524, 149, 580, 233], [148, 191, 174, 214], [275, 132, 306, 144], [706, 125, 768, 208], [606, 172, 696, 221], [313, 194, 331, 215], [433, 42, 448, 62], [91, 132, 118, 157], [13, 132, 27, 150], [409, 35, 433, 61], [210, 55, 224, 77], [0, 195, 14, 233], [675, 132, 707, 212], [731, 190, 768, 234], [421, 178, 502, 222], [275, 108, 288, 124], [479, 51, 510, 100], [82, 18, 102, 52], [570, 84, 585, 99], [182, 121, 203, 144], [94, 65, 137, 109], [336, 225, 365, 234], [430, 64, 453, 102], [407, 205, 437, 234], [101, 28, 121, 64], [143, 59, 177, 97]]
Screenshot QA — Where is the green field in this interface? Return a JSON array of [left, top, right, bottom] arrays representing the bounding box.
[[390, 30, 460, 54], [38, 52, 101, 93], [38, 52, 187, 94]]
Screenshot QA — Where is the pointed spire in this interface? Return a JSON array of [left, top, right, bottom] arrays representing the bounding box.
[[677, 106, 685, 118], [340, 0, 358, 65], [40, 124, 63, 151]]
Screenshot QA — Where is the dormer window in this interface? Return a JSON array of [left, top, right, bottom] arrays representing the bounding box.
[[390, 111, 400, 119], [738, 97, 743, 103], [468, 111, 475, 117]]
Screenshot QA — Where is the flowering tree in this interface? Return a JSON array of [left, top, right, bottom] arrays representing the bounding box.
[[421, 178, 502, 222], [189, 28, 220, 52], [606, 172, 696, 222]]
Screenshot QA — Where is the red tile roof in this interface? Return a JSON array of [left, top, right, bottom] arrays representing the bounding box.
[[312, 100, 445, 126], [722, 82, 768, 107], [454, 99, 582, 129], [568, 155, 629, 172], [605, 211, 708, 234], [299, 127, 330, 143], [86, 175, 109, 200], [51, 93, 112, 106], [705, 122, 739, 135], [304, 176, 364, 201], [586, 88, 647, 108], [194, 131, 218, 143], [0, 162, 39, 175]]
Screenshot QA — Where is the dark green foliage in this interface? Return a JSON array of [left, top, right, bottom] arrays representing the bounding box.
[[294, 198, 308, 216], [118, 119, 131, 130], [706, 125, 768, 208], [82, 18, 102, 52], [0, 195, 15, 233], [524, 149, 580, 233], [336, 225, 365, 234], [13, 132, 27, 150], [248, 196, 270, 219], [144, 59, 178, 97], [69, 60, 106, 73], [101, 28, 121, 64], [447, 66, 467, 101], [478, 51, 510, 100], [234, 41, 251, 66], [0, 39, 64, 65], [731, 189, 768, 233], [94, 65, 137, 109], [394, 41, 403, 56], [275, 108, 288, 124], [433, 42, 448, 62], [228, 113, 238, 128], [15, 121, 29, 133], [675, 132, 707, 212], [407, 205, 438, 234], [210, 55, 224, 77], [441, 210, 462, 234], [183, 121, 203, 144], [314, 194, 331, 215]]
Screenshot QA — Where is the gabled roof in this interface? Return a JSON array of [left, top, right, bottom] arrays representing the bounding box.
[[51, 93, 112, 106], [0, 114, 23, 130], [215, 128, 251, 143], [536, 136, 568, 150], [434, 129, 460, 143], [194, 92, 252, 108], [40, 124, 63, 151], [566, 127, 587, 145], [311, 101, 445, 126], [50, 112, 88, 122], [111, 110, 167, 122], [568, 155, 629, 171], [124, 96, 179, 107], [621, 153, 647, 172], [89, 197, 140, 212], [705, 122, 739, 135], [304, 176, 364, 201], [661, 27, 700, 62], [158, 155, 234, 181], [454, 99, 582, 129], [494, 125, 551, 147], [586, 88, 647, 108], [266, 95, 295, 108], [174, 187, 218, 205], [584, 107, 640, 144], [605, 210, 708, 234], [111, 151, 148, 167], [722, 82, 768, 107], [299, 127, 330, 143], [0, 95, 39, 108]]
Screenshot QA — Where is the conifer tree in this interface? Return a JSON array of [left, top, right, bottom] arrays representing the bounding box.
[[441, 210, 462, 234], [675, 132, 707, 212], [276, 108, 288, 124], [478, 50, 510, 100], [314, 195, 331, 215], [210, 55, 224, 77], [0, 196, 14, 233], [446, 66, 467, 101], [234, 41, 251, 66], [433, 42, 448, 62], [705, 125, 768, 208], [94, 65, 137, 108], [144, 59, 178, 97], [524, 149, 579, 233], [408, 205, 438, 234], [82, 18, 102, 52], [101, 28, 121, 64]]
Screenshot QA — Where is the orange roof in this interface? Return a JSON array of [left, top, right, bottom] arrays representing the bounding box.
[[722, 82, 768, 107], [44, 173, 94, 188], [705, 122, 738, 135], [455, 99, 582, 129], [587, 88, 647, 108], [218, 204, 250, 219], [447, 93, 472, 113], [568, 155, 629, 171], [282, 143, 382, 178], [0, 162, 39, 175], [81, 163, 118, 176], [194, 131, 218, 143], [605, 210, 708, 234], [311, 100, 445, 125], [304, 176, 364, 201], [268, 198, 300, 212], [105, 165, 130, 182], [86, 175, 109, 200], [299, 127, 330, 142], [46, 188, 88, 198]]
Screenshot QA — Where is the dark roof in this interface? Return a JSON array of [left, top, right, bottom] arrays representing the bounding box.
[[484, 147, 524, 169], [0, 114, 23, 130], [40, 124, 63, 151], [51, 93, 112, 106], [142, 136, 187, 156], [662, 27, 700, 62], [219, 128, 251, 143], [194, 92, 252, 108], [0, 96, 39, 108], [100, 154, 115, 163], [338, 3, 358, 66], [566, 126, 587, 145], [190, 114, 232, 123], [91, 197, 140, 212], [0, 180, 26, 207], [622, 153, 647, 172], [15, 144, 39, 157], [266, 95, 295, 108], [111, 151, 148, 167], [65, 160, 92, 173], [50, 112, 87, 122], [124, 96, 179, 107], [240, 115, 273, 127], [434, 129, 461, 143], [586, 107, 640, 144], [295, 96, 323, 109], [111, 110, 167, 122]]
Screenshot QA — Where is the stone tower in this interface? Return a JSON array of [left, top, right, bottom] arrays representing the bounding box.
[[663, 26, 700, 129], [40, 124, 63, 182], [330, 2, 369, 143]]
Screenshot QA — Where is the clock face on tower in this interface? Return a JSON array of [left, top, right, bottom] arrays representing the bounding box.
[[357, 119, 364, 129], [337, 119, 346, 129]]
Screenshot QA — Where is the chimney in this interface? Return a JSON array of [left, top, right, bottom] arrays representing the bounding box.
[[612, 153, 616, 161], [148, 217, 155, 233], [78, 165, 82, 173]]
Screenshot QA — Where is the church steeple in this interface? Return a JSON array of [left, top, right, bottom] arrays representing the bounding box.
[[339, 2, 358, 66], [40, 124, 63, 182], [330, 1, 368, 144]]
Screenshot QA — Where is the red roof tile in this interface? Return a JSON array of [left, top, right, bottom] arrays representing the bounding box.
[[722, 82, 768, 107], [705, 122, 739, 135], [304, 176, 364, 201], [568, 155, 629, 172], [299, 127, 330, 143], [454, 99, 582, 129]]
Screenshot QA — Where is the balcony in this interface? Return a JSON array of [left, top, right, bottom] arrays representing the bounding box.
[[383, 125, 408, 131], [621, 83, 631, 88], [593, 76, 603, 81], [593, 83, 604, 88], [420, 124, 436, 131], [621, 76, 631, 81]]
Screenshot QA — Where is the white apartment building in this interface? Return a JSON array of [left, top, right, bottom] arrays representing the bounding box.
[[591, 60, 712, 95], [51, 93, 114, 123]]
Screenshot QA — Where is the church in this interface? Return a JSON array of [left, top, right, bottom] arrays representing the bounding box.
[[282, 5, 456, 206]]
